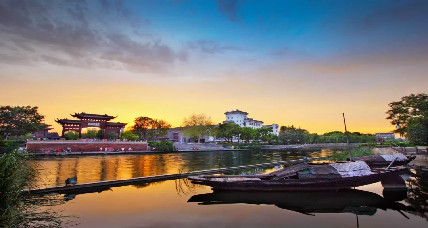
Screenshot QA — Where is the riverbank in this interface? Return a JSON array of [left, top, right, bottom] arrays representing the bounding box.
[[26, 141, 148, 154], [27, 142, 359, 156]]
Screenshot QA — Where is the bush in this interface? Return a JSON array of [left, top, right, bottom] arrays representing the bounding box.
[[329, 147, 374, 161], [120, 131, 139, 141], [106, 132, 118, 140], [0, 140, 24, 154], [221, 142, 263, 150], [96, 130, 105, 139], [64, 131, 79, 140], [82, 130, 97, 139], [395, 142, 411, 147], [148, 141, 174, 152], [0, 150, 64, 226]]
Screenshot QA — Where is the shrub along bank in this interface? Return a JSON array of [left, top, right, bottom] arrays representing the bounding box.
[[148, 141, 175, 152], [328, 147, 374, 162], [0, 150, 65, 227]]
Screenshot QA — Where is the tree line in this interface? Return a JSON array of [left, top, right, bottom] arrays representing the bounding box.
[[1, 92, 426, 145], [277, 126, 376, 144]]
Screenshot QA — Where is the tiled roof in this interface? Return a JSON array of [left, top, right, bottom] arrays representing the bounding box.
[[224, 109, 248, 115], [71, 112, 116, 120]]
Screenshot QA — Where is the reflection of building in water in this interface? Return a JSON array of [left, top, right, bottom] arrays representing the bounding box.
[[35, 154, 187, 187], [100, 157, 120, 181], [56, 112, 126, 138]]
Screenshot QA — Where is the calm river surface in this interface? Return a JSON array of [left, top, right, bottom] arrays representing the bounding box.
[[30, 150, 428, 227]]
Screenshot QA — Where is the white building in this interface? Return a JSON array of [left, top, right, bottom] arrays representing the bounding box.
[[263, 124, 279, 136], [224, 110, 263, 128], [223, 109, 279, 135], [375, 133, 395, 139]]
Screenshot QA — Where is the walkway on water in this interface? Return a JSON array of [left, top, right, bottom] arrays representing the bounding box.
[[30, 156, 327, 195]]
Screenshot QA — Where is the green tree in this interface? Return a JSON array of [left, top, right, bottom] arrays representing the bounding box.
[[182, 114, 214, 143], [131, 117, 171, 141], [82, 130, 97, 139], [96, 129, 105, 139], [64, 131, 79, 140], [132, 117, 153, 141], [279, 125, 309, 144], [106, 132, 118, 140], [387, 93, 428, 145], [407, 118, 428, 146], [120, 130, 139, 141], [217, 123, 241, 142], [256, 127, 273, 142], [149, 119, 171, 140], [240, 127, 256, 143], [0, 106, 44, 139], [148, 141, 174, 152]]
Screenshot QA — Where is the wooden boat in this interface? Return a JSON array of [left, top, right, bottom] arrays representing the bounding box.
[[349, 154, 415, 168], [188, 189, 414, 216], [188, 161, 409, 191]]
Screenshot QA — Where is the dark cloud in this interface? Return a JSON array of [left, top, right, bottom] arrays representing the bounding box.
[[188, 39, 244, 54], [361, 0, 428, 30], [0, 0, 180, 73], [215, 0, 245, 22]]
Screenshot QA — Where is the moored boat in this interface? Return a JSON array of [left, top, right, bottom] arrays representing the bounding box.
[[349, 154, 415, 168], [188, 161, 409, 191]]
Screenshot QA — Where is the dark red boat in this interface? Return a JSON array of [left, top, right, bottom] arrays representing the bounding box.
[[188, 161, 409, 191], [349, 154, 415, 168]]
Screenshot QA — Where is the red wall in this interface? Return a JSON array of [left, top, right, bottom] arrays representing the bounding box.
[[27, 141, 148, 153]]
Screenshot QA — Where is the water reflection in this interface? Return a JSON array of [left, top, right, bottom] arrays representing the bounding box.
[[42, 172, 428, 227], [31, 150, 334, 187], [407, 169, 428, 221], [188, 189, 413, 217]]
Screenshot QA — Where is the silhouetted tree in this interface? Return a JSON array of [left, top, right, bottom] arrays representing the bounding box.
[[0, 106, 44, 139], [182, 114, 214, 143]]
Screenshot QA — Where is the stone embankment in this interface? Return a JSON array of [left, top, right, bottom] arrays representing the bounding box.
[[26, 141, 148, 154], [173, 142, 230, 151], [262, 143, 361, 150]]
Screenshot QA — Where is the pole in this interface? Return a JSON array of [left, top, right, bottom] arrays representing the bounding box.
[[343, 113, 352, 161]]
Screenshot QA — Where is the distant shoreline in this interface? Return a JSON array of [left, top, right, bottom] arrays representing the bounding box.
[[26, 143, 363, 157]]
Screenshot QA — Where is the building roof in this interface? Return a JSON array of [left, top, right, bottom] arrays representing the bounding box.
[[244, 118, 263, 123], [263, 124, 278, 127], [56, 119, 126, 127], [224, 109, 248, 115], [106, 122, 127, 127], [55, 119, 82, 124], [71, 112, 116, 120], [222, 120, 235, 123]]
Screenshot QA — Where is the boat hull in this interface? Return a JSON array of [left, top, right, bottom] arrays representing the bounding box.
[[189, 167, 409, 191]]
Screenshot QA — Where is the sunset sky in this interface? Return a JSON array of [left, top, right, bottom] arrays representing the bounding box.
[[1, 0, 427, 134]]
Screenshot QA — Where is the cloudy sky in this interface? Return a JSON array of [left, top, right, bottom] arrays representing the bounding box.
[[1, 0, 427, 134]]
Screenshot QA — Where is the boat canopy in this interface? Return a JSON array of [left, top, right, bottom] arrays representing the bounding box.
[[329, 161, 373, 178]]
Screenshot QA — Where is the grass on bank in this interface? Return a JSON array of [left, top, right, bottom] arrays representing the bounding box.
[[328, 147, 374, 162], [0, 150, 67, 227]]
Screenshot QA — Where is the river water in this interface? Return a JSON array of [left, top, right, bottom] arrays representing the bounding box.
[[30, 149, 428, 227]]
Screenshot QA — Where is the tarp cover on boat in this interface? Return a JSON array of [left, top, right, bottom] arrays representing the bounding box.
[[329, 161, 373, 178], [380, 154, 408, 162]]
